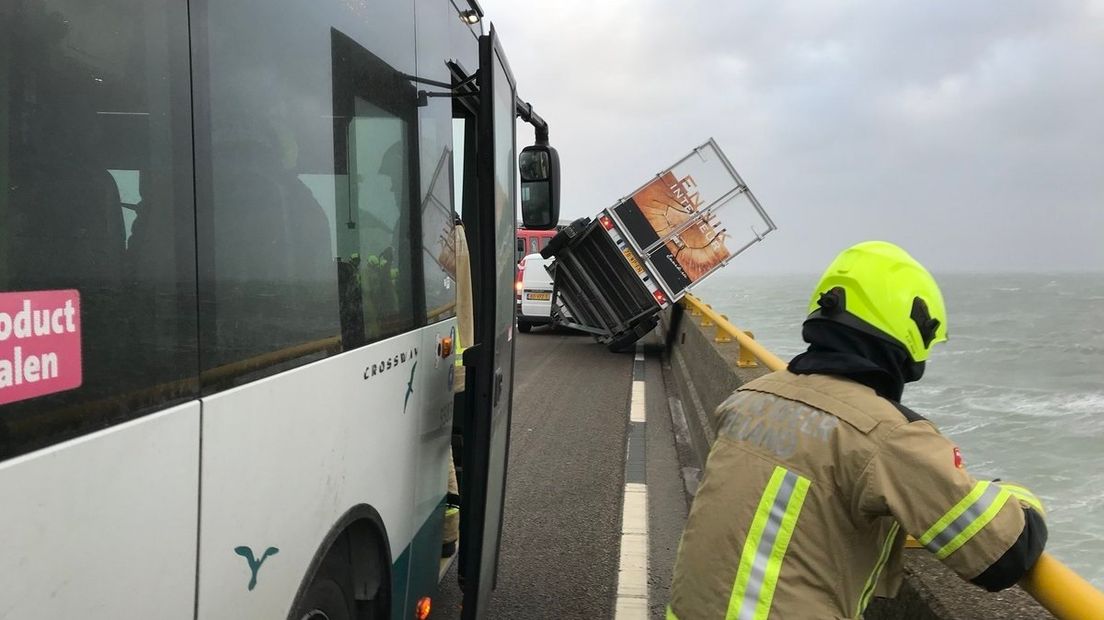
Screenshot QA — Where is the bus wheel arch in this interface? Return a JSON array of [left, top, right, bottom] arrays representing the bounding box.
[[288, 504, 392, 620]]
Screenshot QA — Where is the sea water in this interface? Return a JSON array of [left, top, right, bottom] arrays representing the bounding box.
[[692, 271, 1104, 587]]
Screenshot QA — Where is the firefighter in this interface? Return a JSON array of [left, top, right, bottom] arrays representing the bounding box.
[[443, 214, 474, 559], [668, 241, 1047, 619]]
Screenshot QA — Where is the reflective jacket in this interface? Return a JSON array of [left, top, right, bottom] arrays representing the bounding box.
[[668, 370, 1045, 620]]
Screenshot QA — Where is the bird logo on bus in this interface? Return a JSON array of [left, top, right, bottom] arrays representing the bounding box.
[[404, 362, 417, 414]]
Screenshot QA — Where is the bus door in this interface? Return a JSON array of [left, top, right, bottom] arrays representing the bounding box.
[[458, 27, 517, 619]]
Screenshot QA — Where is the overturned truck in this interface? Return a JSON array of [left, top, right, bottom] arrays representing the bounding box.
[[541, 139, 776, 350]]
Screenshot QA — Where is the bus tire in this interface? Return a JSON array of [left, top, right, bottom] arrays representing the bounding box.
[[293, 577, 354, 620], [289, 507, 391, 620]]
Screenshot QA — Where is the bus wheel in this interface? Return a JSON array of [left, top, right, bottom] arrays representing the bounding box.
[[294, 577, 353, 620], [292, 526, 389, 620]]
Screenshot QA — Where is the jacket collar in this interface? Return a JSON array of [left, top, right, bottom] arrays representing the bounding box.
[[787, 320, 924, 402]]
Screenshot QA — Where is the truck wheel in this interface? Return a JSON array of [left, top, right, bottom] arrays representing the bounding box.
[[518, 321, 533, 333], [607, 316, 658, 353], [606, 331, 639, 353]]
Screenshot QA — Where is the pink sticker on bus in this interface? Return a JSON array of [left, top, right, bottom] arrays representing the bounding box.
[[0, 290, 82, 406]]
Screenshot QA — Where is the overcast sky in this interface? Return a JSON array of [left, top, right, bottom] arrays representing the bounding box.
[[482, 0, 1104, 274]]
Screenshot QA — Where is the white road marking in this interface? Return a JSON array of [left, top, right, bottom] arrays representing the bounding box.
[[616, 344, 650, 619], [630, 382, 647, 423], [616, 487, 649, 614]]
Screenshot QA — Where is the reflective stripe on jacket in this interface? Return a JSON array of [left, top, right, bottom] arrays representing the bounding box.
[[668, 370, 1028, 619]]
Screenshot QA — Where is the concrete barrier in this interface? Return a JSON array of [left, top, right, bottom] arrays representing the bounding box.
[[659, 305, 1053, 619], [661, 304, 770, 473]]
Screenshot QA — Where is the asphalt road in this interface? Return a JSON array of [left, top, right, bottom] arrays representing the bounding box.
[[434, 327, 688, 619]]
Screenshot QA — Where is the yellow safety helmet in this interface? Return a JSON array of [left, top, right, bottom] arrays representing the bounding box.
[[807, 241, 947, 362]]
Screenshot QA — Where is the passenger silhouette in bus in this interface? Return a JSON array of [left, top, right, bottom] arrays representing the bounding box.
[[207, 102, 335, 367], [6, 2, 134, 397]]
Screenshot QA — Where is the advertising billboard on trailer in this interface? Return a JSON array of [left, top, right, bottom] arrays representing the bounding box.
[[610, 139, 774, 297]]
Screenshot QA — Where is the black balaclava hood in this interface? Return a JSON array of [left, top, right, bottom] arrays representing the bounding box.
[[788, 318, 925, 402]]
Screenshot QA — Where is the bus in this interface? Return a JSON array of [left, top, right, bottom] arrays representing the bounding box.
[[0, 1, 557, 618]]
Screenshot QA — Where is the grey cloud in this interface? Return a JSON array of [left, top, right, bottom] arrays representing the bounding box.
[[483, 0, 1104, 272]]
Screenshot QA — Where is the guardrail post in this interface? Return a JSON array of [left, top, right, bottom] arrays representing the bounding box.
[[737, 331, 759, 368], [715, 315, 733, 343]]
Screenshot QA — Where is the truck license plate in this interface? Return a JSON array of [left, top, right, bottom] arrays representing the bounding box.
[[622, 248, 645, 275], [527, 292, 551, 301]]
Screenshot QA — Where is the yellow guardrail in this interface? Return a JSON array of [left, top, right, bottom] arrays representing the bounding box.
[[680, 293, 1104, 620]]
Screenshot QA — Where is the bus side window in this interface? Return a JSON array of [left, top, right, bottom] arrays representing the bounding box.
[[0, 0, 198, 460], [331, 30, 423, 347], [197, 13, 347, 378], [195, 18, 424, 382]]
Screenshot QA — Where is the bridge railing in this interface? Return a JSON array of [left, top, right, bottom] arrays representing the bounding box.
[[680, 293, 1104, 620]]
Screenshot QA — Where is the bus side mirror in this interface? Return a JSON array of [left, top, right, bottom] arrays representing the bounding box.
[[519, 144, 560, 230]]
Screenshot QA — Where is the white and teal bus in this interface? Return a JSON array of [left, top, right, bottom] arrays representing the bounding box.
[[0, 0, 559, 618]]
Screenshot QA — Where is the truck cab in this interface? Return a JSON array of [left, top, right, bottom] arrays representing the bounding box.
[[516, 227, 557, 263]]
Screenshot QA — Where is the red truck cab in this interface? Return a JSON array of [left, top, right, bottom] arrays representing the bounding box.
[[516, 227, 557, 263]]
